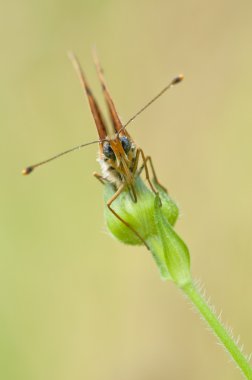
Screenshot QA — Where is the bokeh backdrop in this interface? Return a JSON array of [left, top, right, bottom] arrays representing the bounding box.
[[1, 1, 252, 379]]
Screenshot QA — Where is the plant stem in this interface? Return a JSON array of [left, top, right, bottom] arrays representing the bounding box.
[[182, 281, 252, 379]]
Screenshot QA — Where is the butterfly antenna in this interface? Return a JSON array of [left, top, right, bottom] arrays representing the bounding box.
[[118, 74, 184, 134], [22, 139, 102, 175]]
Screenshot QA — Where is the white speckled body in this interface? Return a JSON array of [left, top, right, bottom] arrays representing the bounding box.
[[97, 156, 122, 188], [97, 140, 137, 189]]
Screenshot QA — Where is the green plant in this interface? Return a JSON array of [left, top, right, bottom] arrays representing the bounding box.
[[105, 175, 252, 379]]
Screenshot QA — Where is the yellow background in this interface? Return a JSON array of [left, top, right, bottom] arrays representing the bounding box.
[[1, 1, 252, 379]]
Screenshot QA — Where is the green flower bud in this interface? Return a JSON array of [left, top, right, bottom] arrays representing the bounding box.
[[103, 176, 190, 284], [104, 176, 178, 244]]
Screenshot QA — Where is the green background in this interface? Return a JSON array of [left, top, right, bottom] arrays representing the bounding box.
[[1, 1, 252, 379]]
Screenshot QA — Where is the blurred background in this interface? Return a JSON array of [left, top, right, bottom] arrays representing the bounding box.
[[1, 0, 252, 379]]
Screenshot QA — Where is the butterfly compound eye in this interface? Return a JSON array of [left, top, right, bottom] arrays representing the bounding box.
[[103, 142, 116, 160], [120, 136, 131, 154]]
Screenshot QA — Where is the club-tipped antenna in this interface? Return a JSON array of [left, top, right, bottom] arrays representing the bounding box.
[[22, 139, 103, 175], [118, 74, 184, 134]]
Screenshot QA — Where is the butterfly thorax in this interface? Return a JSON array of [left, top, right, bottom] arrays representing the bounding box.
[[98, 135, 137, 189]]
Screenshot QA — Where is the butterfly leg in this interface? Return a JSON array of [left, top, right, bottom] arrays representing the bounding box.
[[93, 171, 108, 185], [107, 183, 150, 250], [137, 149, 159, 195], [138, 155, 168, 193]]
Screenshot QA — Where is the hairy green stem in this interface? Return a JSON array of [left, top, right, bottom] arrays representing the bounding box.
[[182, 281, 252, 379], [104, 179, 251, 378]]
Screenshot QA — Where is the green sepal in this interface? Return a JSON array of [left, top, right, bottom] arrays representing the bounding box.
[[153, 195, 191, 287]]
